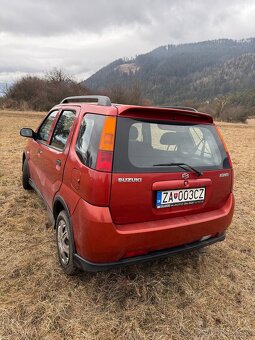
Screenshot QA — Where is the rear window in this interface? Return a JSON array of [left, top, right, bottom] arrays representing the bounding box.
[[113, 117, 229, 173]]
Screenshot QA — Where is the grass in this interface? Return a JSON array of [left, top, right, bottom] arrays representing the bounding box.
[[0, 110, 254, 340]]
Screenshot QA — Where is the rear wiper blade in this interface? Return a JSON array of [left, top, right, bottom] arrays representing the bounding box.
[[153, 162, 203, 177]]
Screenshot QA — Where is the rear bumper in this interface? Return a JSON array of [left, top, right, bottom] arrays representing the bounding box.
[[71, 193, 234, 265], [74, 233, 225, 272]]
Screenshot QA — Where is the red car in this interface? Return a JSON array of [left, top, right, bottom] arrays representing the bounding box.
[[20, 96, 234, 274]]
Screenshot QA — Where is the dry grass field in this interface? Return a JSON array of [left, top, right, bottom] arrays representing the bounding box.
[[0, 110, 254, 340]]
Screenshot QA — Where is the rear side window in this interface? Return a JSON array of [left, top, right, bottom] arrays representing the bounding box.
[[50, 110, 76, 150], [113, 117, 229, 173], [76, 114, 104, 169]]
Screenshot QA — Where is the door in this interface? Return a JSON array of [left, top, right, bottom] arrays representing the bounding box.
[[28, 110, 59, 192], [35, 108, 78, 208]]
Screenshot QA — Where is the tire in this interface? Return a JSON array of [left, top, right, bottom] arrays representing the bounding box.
[[56, 210, 77, 275], [22, 158, 32, 190]]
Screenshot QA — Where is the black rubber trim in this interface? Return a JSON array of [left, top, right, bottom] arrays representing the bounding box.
[[29, 179, 55, 224], [53, 195, 77, 253], [74, 233, 225, 272], [53, 195, 71, 221]]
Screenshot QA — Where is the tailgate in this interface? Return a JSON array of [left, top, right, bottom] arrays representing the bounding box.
[[110, 112, 232, 224], [110, 170, 232, 224]]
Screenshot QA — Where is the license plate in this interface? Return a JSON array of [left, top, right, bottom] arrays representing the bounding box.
[[156, 187, 206, 209]]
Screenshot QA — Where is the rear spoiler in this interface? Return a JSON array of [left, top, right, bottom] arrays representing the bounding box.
[[117, 106, 213, 124], [160, 106, 198, 112]]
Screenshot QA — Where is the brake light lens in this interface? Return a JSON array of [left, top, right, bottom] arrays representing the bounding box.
[[96, 117, 116, 172], [96, 150, 113, 172]]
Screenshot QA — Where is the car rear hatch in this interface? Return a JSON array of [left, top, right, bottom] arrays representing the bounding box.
[[110, 107, 233, 224]]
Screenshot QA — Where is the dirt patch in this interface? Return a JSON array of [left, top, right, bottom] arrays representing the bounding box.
[[0, 110, 254, 339]]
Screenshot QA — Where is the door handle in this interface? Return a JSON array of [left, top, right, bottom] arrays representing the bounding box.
[[37, 149, 42, 154], [56, 159, 61, 166]]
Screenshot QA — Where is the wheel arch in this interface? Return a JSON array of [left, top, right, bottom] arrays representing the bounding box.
[[53, 196, 71, 225]]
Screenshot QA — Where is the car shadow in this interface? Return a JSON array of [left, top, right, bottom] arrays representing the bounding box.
[[73, 247, 220, 309]]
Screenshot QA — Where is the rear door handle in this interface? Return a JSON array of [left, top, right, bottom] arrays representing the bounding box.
[[56, 159, 61, 166], [37, 149, 42, 154]]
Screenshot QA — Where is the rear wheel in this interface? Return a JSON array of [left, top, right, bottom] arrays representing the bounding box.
[[22, 158, 32, 190], [56, 211, 77, 275]]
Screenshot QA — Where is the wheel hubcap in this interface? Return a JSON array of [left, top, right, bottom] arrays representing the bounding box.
[[57, 219, 70, 265]]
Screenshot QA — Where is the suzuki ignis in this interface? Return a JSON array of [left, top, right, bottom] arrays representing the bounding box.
[[20, 96, 234, 274]]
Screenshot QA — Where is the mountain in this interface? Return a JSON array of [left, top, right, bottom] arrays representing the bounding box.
[[84, 39, 255, 104]]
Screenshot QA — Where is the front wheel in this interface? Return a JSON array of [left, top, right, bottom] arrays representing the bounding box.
[[56, 211, 77, 275], [22, 158, 32, 190]]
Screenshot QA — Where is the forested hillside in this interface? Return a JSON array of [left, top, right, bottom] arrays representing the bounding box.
[[84, 39, 255, 105]]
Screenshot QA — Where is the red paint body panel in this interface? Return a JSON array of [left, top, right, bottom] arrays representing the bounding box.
[[35, 144, 68, 208], [110, 169, 232, 224], [62, 105, 117, 206], [55, 182, 81, 215], [63, 152, 112, 206], [116, 106, 213, 123], [27, 138, 43, 189], [26, 106, 79, 208], [71, 193, 234, 263]]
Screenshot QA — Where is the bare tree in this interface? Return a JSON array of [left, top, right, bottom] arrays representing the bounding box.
[[128, 80, 143, 105], [45, 68, 72, 83], [3, 69, 90, 111], [108, 80, 144, 105], [215, 97, 228, 119], [109, 84, 126, 104], [2, 82, 10, 96]]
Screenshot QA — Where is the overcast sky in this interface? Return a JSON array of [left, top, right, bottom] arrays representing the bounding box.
[[1, 0, 255, 84]]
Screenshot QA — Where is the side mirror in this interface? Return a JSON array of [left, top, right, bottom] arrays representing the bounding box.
[[20, 128, 36, 139]]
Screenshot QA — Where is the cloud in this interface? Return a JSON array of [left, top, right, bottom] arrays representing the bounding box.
[[0, 0, 153, 36], [0, 0, 255, 83]]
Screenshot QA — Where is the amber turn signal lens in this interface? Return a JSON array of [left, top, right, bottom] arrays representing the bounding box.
[[99, 117, 116, 151]]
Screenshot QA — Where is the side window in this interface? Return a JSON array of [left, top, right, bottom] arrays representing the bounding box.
[[37, 110, 58, 142], [76, 113, 104, 169], [50, 110, 76, 151]]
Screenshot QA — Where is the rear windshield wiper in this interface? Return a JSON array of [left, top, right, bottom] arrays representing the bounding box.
[[153, 162, 203, 177]]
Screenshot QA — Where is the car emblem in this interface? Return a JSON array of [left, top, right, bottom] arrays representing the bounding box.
[[118, 177, 142, 183], [182, 173, 189, 179]]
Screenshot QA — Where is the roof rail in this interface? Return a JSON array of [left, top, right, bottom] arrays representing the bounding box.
[[61, 95, 112, 106], [161, 106, 198, 112]]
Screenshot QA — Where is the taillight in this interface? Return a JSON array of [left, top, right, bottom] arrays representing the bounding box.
[[226, 151, 233, 168], [216, 126, 234, 192], [215, 126, 233, 168], [96, 116, 116, 172], [96, 150, 113, 172]]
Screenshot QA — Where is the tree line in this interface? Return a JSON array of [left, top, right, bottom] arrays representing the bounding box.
[[0, 68, 253, 122], [0, 68, 148, 111]]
